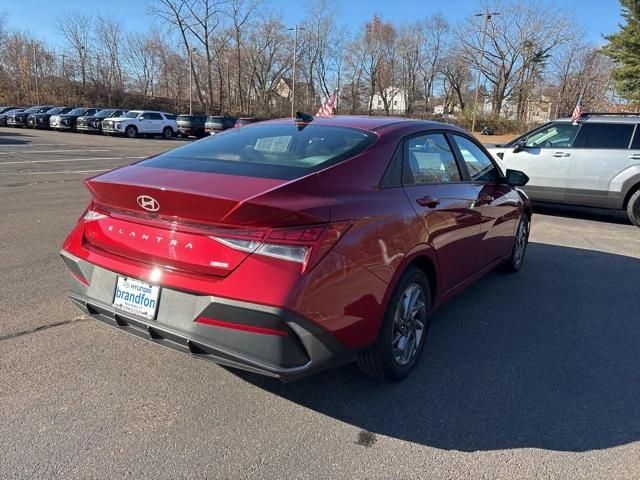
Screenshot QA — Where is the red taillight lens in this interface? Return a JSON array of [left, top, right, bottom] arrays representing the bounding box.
[[210, 222, 351, 271]]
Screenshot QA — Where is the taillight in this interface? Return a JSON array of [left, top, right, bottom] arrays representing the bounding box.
[[210, 222, 351, 271], [83, 210, 107, 222]]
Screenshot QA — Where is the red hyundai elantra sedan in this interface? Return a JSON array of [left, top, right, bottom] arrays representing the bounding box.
[[61, 115, 531, 381]]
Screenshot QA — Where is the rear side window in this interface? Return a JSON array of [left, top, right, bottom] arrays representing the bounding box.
[[403, 133, 461, 185], [575, 123, 634, 149], [144, 113, 163, 120], [164, 114, 177, 120], [139, 124, 376, 179]]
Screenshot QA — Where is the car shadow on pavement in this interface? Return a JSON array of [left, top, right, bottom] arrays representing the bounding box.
[[235, 242, 640, 452], [0, 129, 34, 145]]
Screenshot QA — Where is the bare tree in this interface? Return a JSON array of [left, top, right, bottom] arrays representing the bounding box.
[[418, 14, 448, 114], [57, 12, 92, 88], [457, 1, 571, 118]]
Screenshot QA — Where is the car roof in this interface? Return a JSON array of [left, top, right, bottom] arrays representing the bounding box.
[[557, 114, 640, 124], [260, 115, 466, 133]]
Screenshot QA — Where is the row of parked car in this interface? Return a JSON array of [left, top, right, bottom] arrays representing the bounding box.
[[0, 106, 259, 139]]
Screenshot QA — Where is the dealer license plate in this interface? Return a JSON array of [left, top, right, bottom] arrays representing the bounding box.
[[113, 276, 160, 320]]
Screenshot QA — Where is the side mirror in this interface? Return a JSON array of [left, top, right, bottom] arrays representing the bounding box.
[[513, 139, 526, 153], [505, 169, 529, 187]]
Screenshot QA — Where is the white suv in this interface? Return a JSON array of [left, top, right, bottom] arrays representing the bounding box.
[[102, 110, 177, 139], [488, 113, 640, 227]]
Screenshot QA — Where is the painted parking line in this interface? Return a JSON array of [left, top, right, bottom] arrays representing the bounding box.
[[0, 149, 110, 155], [0, 143, 68, 147], [12, 169, 112, 175], [0, 156, 146, 166]]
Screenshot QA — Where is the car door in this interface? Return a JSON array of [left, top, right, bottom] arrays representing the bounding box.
[[400, 131, 483, 292], [499, 122, 581, 203], [450, 134, 522, 270], [133, 112, 147, 133], [566, 122, 636, 208], [147, 112, 164, 133]]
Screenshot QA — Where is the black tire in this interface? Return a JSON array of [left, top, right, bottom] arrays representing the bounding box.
[[125, 125, 138, 138], [162, 127, 173, 139], [501, 215, 530, 273], [357, 266, 431, 381], [627, 189, 640, 228]]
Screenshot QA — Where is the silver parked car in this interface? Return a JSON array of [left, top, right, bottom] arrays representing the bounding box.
[[488, 113, 640, 227]]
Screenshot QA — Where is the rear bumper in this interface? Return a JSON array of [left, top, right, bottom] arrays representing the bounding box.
[[62, 251, 353, 380]]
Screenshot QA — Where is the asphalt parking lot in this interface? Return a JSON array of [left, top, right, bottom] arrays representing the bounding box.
[[2, 127, 640, 479]]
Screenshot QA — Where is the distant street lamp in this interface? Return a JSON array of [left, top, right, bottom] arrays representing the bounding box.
[[288, 25, 305, 117], [471, 11, 499, 134]]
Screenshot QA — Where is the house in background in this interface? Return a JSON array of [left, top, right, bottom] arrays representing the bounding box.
[[371, 87, 408, 113]]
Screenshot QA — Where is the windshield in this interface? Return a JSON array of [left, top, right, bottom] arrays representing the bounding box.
[[139, 124, 377, 180], [94, 109, 115, 118], [24, 107, 39, 113], [67, 108, 87, 116], [37, 106, 54, 113], [121, 112, 139, 119], [47, 107, 65, 114]]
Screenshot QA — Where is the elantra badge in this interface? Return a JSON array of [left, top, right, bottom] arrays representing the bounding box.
[[137, 195, 160, 212]]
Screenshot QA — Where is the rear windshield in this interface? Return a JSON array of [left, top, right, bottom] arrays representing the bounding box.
[[177, 115, 205, 121], [139, 124, 377, 179]]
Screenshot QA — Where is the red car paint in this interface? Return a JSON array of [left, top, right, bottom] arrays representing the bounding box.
[[62, 116, 530, 368]]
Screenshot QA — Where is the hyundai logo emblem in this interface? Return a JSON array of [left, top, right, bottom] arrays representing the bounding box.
[[137, 195, 160, 212]]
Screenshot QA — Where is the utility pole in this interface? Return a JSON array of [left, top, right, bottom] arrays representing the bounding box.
[[33, 43, 40, 105], [188, 47, 195, 115], [471, 11, 499, 134], [288, 25, 305, 117]]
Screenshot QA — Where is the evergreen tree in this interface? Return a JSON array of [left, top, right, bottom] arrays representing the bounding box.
[[605, 0, 640, 101]]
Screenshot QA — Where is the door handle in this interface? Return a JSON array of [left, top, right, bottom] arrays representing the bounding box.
[[629, 154, 640, 160], [416, 196, 440, 208], [552, 152, 571, 157]]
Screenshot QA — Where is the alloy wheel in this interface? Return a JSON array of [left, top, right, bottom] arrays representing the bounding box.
[[513, 219, 529, 267], [391, 283, 427, 366]]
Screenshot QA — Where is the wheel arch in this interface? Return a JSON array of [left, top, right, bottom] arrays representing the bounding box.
[[382, 246, 439, 317], [623, 181, 640, 209]]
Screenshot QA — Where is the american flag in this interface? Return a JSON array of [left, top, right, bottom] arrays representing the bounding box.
[[571, 95, 583, 124], [316, 90, 338, 117]]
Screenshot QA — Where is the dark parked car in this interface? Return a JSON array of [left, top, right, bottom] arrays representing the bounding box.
[[28, 106, 74, 129], [176, 114, 207, 138], [76, 109, 127, 133], [205, 115, 237, 135], [234, 117, 261, 128], [8, 106, 55, 127], [0, 108, 24, 127], [52, 108, 102, 131], [61, 116, 532, 381], [0, 106, 18, 115]]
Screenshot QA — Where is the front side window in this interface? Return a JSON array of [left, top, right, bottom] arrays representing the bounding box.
[[139, 124, 376, 180], [452, 135, 500, 183], [525, 123, 580, 148], [403, 133, 461, 185], [146, 113, 163, 120], [576, 123, 634, 149]]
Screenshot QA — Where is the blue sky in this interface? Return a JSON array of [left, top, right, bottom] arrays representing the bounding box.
[[1, 0, 623, 46]]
